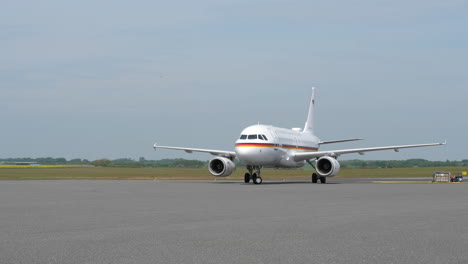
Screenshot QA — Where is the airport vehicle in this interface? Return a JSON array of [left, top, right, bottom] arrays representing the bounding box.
[[451, 174, 464, 182], [433, 172, 451, 183], [153, 88, 445, 184]]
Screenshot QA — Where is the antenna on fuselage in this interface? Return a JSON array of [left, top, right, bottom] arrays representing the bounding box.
[[303, 87, 315, 134]]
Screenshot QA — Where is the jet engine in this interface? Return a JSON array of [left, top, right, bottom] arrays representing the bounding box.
[[208, 157, 236, 177], [316, 156, 340, 177]]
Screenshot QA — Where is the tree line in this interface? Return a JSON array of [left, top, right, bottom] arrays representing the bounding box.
[[0, 157, 467, 169]]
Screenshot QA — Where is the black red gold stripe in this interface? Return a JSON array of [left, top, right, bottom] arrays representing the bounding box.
[[282, 144, 318, 151], [235, 143, 275, 148], [235, 143, 318, 151]]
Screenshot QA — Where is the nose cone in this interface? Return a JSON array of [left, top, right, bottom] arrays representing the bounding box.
[[235, 145, 258, 164], [235, 144, 276, 166]]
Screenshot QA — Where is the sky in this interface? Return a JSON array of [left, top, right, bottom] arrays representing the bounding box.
[[1, 0, 467, 161]]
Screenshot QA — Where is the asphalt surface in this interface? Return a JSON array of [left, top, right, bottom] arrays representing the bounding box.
[[0, 180, 467, 264]]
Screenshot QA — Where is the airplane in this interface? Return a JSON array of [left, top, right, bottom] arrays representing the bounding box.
[[153, 88, 445, 184]]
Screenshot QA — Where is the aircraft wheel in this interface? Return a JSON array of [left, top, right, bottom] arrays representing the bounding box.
[[319, 176, 326, 184], [244, 173, 251, 183], [252, 173, 258, 183], [312, 173, 318, 183], [254, 176, 263, 184]]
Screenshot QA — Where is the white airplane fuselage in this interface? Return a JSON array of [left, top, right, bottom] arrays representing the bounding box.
[[234, 125, 320, 168]]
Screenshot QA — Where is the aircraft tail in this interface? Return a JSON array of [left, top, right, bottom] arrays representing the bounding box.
[[303, 87, 315, 134]]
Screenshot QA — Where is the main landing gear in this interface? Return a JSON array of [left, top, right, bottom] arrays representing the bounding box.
[[311, 173, 326, 184], [308, 160, 326, 184], [244, 165, 263, 184]]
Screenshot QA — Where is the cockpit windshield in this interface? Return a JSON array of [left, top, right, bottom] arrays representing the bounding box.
[[240, 134, 269, 141]]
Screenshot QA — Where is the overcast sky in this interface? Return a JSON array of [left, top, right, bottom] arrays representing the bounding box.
[[1, 0, 467, 161]]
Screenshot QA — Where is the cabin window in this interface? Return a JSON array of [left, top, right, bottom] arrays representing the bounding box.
[[240, 135, 247, 139], [248, 134, 257, 140]]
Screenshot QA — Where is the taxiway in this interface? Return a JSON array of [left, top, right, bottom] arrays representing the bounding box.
[[0, 180, 466, 264]]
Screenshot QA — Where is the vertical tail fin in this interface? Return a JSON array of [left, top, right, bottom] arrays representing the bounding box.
[[303, 87, 315, 134]]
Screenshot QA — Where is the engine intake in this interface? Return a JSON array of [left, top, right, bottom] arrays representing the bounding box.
[[316, 156, 340, 177], [208, 157, 236, 177]]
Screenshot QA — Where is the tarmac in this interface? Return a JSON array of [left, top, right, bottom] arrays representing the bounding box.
[[0, 179, 467, 264]]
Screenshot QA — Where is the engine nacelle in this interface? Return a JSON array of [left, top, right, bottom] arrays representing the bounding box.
[[316, 156, 341, 177], [208, 157, 236, 177]]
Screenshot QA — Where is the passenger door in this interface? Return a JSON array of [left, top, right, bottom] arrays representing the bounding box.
[[268, 128, 280, 150]]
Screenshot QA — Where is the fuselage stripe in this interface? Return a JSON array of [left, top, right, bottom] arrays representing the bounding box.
[[235, 143, 318, 151]]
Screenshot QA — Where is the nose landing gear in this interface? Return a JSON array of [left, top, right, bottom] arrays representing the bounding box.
[[245, 165, 263, 184], [244, 173, 250, 183], [252, 173, 263, 184]]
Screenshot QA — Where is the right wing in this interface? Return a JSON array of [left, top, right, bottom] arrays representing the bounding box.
[[153, 144, 236, 158], [294, 142, 446, 162]]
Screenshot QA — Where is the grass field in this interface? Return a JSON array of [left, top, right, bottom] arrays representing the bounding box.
[[0, 166, 465, 180]]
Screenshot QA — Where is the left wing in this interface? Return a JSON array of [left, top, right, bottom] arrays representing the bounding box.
[[319, 138, 363, 145], [153, 144, 236, 158], [294, 142, 446, 161]]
